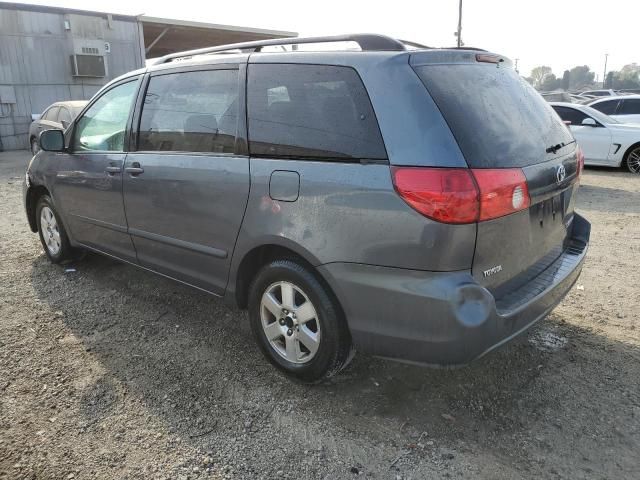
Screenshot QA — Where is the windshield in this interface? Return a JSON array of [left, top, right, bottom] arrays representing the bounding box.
[[582, 105, 619, 124]]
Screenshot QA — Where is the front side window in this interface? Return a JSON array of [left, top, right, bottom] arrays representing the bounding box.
[[553, 106, 589, 126], [247, 64, 386, 160], [590, 100, 619, 115], [138, 69, 239, 153], [619, 99, 640, 115], [72, 80, 139, 152]]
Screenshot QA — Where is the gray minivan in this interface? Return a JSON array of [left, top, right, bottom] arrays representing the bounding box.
[[24, 35, 590, 382]]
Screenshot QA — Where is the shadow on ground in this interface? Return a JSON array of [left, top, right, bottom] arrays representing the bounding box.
[[29, 252, 640, 479]]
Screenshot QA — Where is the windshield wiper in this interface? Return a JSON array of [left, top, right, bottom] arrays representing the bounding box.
[[546, 140, 576, 154]]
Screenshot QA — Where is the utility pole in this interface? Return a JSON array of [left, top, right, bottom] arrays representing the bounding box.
[[456, 0, 463, 47], [602, 53, 609, 89], [515, 58, 520, 73]]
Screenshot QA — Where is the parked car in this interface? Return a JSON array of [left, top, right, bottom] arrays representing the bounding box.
[[550, 102, 640, 173], [29, 101, 87, 154], [588, 95, 640, 124], [24, 34, 590, 382], [578, 89, 616, 98], [541, 91, 573, 102]]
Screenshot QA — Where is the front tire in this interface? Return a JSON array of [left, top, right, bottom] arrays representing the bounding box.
[[35, 195, 75, 264], [248, 259, 352, 383], [624, 146, 640, 174]]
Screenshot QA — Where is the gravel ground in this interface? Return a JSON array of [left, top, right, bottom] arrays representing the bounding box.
[[1, 150, 639, 480]]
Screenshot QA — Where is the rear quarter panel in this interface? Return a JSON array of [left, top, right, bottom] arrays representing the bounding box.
[[230, 158, 476, 273]]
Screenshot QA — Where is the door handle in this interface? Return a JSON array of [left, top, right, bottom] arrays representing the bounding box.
[[105, 166, 122, 174], [125, 162, 144, 176]]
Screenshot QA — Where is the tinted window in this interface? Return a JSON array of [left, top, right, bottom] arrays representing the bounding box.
[[591, 100, 619, 115], [58, 107, 72, 125], [552, 106, 589, 125], [138, 69, 238, 153], [619, 99, 640, 115], [42, 106, 59, 121], [247, 64, 386, 160], [414, 64, 574, 168], [73, 80, 139, 152]]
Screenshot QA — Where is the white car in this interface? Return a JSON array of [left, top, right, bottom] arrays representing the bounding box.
[[550, 102, 640, 173], [588, 95, 640, 124]]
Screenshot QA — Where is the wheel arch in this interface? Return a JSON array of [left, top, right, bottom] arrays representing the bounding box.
[[25, 185, 51, 233], [231, 242, 341, 317], [622, 141, 640, 169]]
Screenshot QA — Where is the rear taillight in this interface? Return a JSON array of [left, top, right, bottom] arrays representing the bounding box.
[[576, 146, 585, 178], [472, 169, 530, 221], [391, 167, 479, 224], [391, 167, 531, 224]]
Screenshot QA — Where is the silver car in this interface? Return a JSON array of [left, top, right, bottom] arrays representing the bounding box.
[[29, 101, 87, 154]]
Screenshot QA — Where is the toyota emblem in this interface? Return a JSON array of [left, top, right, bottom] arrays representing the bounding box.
[[556, 164, 566, 184]]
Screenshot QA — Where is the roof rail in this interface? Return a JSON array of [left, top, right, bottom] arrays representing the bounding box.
[[151, 34, 408, 65]]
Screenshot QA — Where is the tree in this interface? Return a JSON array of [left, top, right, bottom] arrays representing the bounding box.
[[540, 73, 562, 91], [605, 71, 616, 89], [617, 63, 640, 89], [561, 70, 571, 90], [530, 66, 552, 89], [568, 66, 595, 89]]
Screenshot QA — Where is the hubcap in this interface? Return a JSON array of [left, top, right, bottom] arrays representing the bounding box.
[[628, 148, 640, 174], [260, 281, 321, 364], [40, 206, 61, 256]]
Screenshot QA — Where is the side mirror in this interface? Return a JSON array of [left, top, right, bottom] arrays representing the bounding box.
[[581, 118, 598, 127], [39, 129, 65, 152], [61, 120, 69, 129]]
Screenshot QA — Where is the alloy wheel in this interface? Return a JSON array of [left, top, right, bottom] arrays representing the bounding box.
[[40, 206, 61, 256], [627, 148, 640, 174], [260, 281, 321, 364]]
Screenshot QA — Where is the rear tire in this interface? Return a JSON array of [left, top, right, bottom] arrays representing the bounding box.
[[623, 146, 640, 174], [35, 195, 76, 264], [248, 259, 352, 383]]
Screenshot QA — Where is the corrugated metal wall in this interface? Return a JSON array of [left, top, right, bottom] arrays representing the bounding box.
[[0, 6, 144, 150]]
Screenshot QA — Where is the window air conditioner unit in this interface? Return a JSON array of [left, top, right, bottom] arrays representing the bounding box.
[[70, 54, 106, 77]]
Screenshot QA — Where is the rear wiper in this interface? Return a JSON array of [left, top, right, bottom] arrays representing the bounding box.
[[546, 140, 576, 154]]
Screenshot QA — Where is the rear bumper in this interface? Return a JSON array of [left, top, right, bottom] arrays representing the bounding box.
[[318, 213, 590, 366]]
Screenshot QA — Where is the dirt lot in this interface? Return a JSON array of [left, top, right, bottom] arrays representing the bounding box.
[[0, 150, 638, 480]]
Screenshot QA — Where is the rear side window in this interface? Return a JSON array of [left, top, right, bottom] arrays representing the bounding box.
[[591, 99, 619, 115], [619, 99, 640, 115], [58, 107, 72, 125], [413, 64, 574, 168], [247, 64, 386, 160], [552, 106, 589, 125], [138, 69, 239, 153]]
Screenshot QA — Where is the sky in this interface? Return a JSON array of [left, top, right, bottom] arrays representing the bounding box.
[[17, 0, 640, 80]]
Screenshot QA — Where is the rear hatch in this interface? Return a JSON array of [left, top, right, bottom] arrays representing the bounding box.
[[411, 51, 580, 298]]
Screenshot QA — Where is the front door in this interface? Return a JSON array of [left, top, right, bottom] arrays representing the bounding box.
[[122, 67, 250, 294], [53, 78, 140, 261], [570, 123, 613, 164]]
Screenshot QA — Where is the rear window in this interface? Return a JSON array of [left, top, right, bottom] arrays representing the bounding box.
[[247, 64, 386, 160], [413, 64, 574, 168], [619, 99, 640, 115], [591, 99, 619, 115]]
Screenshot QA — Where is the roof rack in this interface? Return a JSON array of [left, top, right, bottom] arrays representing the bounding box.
[[151, 34, 411, 65]]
